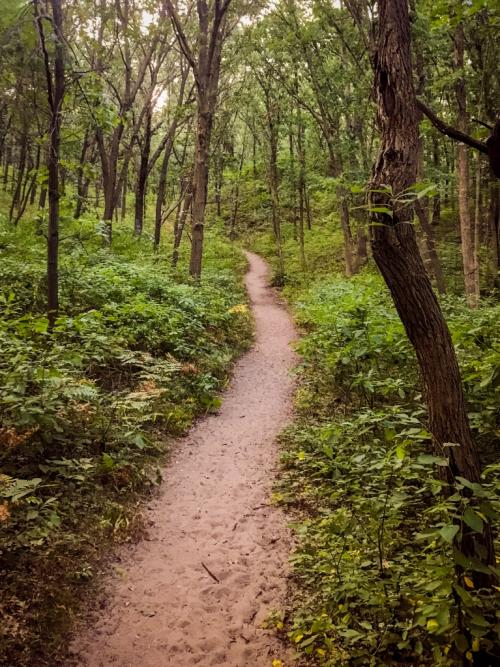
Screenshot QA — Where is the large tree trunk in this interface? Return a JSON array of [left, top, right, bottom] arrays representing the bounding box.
[[190, 104, 211, 278], [370, 0, 494, 580]]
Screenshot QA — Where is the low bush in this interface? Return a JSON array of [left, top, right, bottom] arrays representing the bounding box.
[[252, 227, 500, 666], [0, 217, 252, 665]]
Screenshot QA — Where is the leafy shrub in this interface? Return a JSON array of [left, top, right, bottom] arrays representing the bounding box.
[[273, 270, 499, 666], [0, 216, 252, 665]]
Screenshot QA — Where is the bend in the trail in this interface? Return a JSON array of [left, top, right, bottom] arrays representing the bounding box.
[[69, 251, 297, 667]]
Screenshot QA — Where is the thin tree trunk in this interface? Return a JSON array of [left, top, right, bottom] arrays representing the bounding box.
[[9, 130, 28, 221], [487, 179, 499, 287], [29, 144, 41, 206], [414, 200, 447, 294], [229, 133, 246, 241], [75, 130, 90, 218], [172, 180, 192, 267], [134, 105, 152, 236], [3, 144, 10, 191], [154, 140, 173, 248], [432, 136, 441, 225], [296, 106, 307, 270], [35, 0, 65, 331], [119, 151, 130, 220], [454, 25, 479, 308]]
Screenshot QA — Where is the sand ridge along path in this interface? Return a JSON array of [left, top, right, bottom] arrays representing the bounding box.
[[70, 251, 297, 667]]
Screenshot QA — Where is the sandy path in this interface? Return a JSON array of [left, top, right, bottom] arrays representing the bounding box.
[[69, 251, 297, 667]]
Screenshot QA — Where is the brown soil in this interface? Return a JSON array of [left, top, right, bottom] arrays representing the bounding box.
[[68, 251, 297, 667]]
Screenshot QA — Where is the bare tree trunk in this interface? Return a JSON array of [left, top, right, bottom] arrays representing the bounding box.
[[35, 0, 65, 331], [172, 179, 192, 267], [9, 130, 28, 222], [454, 25, 480, 308], [166, 0, 232, 278], [370, 0, 494, 583], [134, 105, 152, 236], [29, 144, 41, 206], [75, 130, 90, 218], [432, 136, 441, 225], [154, 139, 173, 248], [296, 106, 307, 270], [120, 154, 129, 220], [190, 104, 211, 277], [229, 133, 247, 241], [3, 143, 10, 191], [414, 201, 447, 294], [487, 179, 499, 287]]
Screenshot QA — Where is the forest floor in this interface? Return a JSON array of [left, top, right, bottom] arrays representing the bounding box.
[[67, 251, 297, 667]]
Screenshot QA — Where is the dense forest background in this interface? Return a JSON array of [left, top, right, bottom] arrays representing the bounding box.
[[0, 0, 499, 665]]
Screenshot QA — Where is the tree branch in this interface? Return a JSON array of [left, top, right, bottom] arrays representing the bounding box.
[[163, 0, 199, 83], [417, 98, 488, 155]]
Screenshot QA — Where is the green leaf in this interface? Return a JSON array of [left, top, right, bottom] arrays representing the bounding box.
[[439, 524, 459, 544], [463, 508, 484, 533], [417, 454, 449, 466]]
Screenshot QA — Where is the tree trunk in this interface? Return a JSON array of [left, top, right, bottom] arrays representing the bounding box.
[[9, 130, 27, 222], [172, 179, 192, 268], [296, 107, 307, 270], [190, 105, 211, 278], [2, 143, 10, 191], [487, 179, 499, 287], [75, 130, 90, 218], [414, 200, 447, 294], [35, 0, 65, 331], [29, 144, 41, 206], [432, 136, 441, 225], [229, 133, 246, 241], [370, 0, 494, 579], [267, 104, 284, 280], [134, 105, 152, 236], [154, 138, 173, 248], [454, 25, 480, 308]]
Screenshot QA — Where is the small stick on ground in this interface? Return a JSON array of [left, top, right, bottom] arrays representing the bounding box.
[[201, 562, 220, 583]]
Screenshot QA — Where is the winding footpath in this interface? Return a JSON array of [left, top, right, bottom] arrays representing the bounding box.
[[69, 252, 297, 667]]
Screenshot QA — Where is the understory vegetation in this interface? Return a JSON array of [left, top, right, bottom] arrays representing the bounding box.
[[0, 214, 251, 666], [252, 226, 500, 666], [1, 0, 499, 664]]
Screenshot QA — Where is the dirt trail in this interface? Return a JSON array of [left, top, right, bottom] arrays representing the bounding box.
[[69, 251, 297, 667]]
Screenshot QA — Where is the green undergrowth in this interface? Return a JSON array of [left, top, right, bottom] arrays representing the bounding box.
[[251, 226, 500, 666], [0, 215, 252, 666]]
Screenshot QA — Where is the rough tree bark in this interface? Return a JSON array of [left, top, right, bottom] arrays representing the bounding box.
[[370, 0, 494, 575]]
